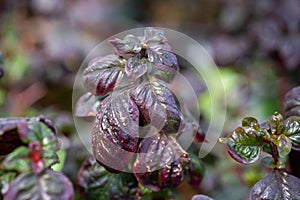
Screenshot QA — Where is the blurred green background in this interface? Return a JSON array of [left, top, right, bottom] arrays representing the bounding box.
[[0, 0, 299, 199]]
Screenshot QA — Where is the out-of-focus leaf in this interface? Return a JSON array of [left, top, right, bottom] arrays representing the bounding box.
[[131, 80, 182, 135], [92, 91, 139, 172], [75, 92, 101, 121], [144, 28, 168, 45], [267, 112, 284, 135], [0, 171, 16, 197], [250, 170, 300, 200], [4, 170, 74, 200], [83, 55, 125, 96], [125, 56, 149, 81], [187, 152, 205, 189], [219, 126, 263, 164], [133, 134, 189, 191], [192, 195, 214, 200], [109, 34, 142, 56], [284, 86, 300, 117], [0, 127, 23, 156], [284, 116, 300, 150], [275, 135, 292, 158], [3, 146, 30, 173], [77, 157, 138, 200], [261, 156, 276, 169]]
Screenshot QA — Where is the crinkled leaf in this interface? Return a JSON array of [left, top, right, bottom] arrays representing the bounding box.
[[276, 135, 292, 158], [144, 28, 168, 44], [3, 146, 30, 173], [250, 170, 300, 200], [131, 80, 182, 135], [125, 56, 149, 81], [4, 170, 74, 200], [192, 195, 214, 200], [75, 92, 101, 121], [267, 112, 284, 135], [109, 34, 142, 56], [77, 157, 138, 200], [219, 126, 263, 164], [83, 55, 125, 96], [284, 86, 300, 117], [148, 50, 178, 73], [17, 120, 59, 170], [242, 117, 260, 131], [284, 116, 300, 150], [133, 134, 189, 191], [92, 91, 139, 172], [187, 152, 205, 189]]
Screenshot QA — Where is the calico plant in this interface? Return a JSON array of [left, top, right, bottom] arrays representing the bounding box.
[[0, 116, 74, 200], [75, 27, 205, 197], [219, 110, 300, 199]]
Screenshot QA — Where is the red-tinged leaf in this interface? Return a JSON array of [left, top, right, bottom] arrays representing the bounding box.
[[92, 91, 139, 172], [108, 34, 142, 56], [131, 79, 182, 135], [75, 92, 101, 121], [83, 55, 125, 96], [125, 56, 149, 81], [0, 127, 23, 156], [187, 153, 205, 189], [219, 126, 263, 164], [250, 170, 300, 200], [4, 170, 74, 200], [77, 157, 138, 200], [284, 86, 300, 118], [284, 116, 300, 150], [133, 134, 189, 191]]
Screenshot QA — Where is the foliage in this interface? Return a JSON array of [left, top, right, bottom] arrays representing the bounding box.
[[0, 117, 74, 200]]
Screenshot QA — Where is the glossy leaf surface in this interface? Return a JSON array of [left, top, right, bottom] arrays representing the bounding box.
[[92, 91, 139, 172], [125, 56, 149, 81], [77, 157, 138, 200], [131, 80, 182, 135], [109, 34, 142, 56], [250, 170, 300, 200], [4, 170, 74, 200], [133, 134, 189, 191], [83, 55, 125, 96], [284, 116, 300, 150], [219, 125, 263, 164]]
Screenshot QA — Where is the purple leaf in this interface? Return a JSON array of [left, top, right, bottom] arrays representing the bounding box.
[[284, 86, 300, 118], [187, 153, 205, 189], [4, 170, 74, 200], [92, 91, 139, 172], [133, 134, 189, 191], [192, 195, 214, 200], [75, 92, 100, 121], [83, 55, 125, 96], [125, 56, 149, 81], [131, 80, 182, 135], [250, 170, 300, 200], [108, 34, 142, 56], [284, 116, 300, 150], [144, 27, 168, 45]]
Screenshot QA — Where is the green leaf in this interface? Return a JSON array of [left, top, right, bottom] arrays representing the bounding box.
[[3, 146, 30, 172], [242, 117, 260, 131], [4, 170, 74, 200], [250, 170, 300, 200], [267, 112, 284, 135], [275, 135, 292, 158], [261, 156, 276, 169], [77, 157, 138, 200], [219, 125, 263, 164], [284, 116, 300, 150], [187, 152, 205, 189]]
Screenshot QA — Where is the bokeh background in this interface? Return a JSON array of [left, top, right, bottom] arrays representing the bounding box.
[[0, 0, 300, 199]]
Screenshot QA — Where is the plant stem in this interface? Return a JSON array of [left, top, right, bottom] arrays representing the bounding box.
[[269, 141, 280, 169]]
